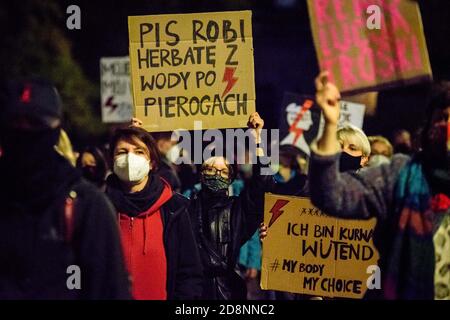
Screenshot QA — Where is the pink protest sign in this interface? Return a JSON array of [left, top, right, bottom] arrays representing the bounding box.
[[307, 0, 432, 94]]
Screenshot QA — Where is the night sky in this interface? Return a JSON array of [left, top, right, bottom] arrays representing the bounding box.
[[62, 0, 450, 138]]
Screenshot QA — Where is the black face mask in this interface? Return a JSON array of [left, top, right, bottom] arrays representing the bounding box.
[[1, 128, 60, 168], [426, 123, 448, 168], [339, 152, 362, 172], [201, 174, 230, 193]]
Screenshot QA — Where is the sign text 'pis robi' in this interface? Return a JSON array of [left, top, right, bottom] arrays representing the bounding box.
[[128, 11, 255, 131]]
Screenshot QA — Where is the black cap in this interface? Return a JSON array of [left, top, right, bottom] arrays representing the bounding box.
[[0, 78, 63, 130]]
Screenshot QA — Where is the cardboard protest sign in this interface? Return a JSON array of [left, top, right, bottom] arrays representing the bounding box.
[[279, 93, 365, 156], [337, 101, 366, 128], [307, 0, 432, 94], [128, 11, 255, 132], [100, 57, 133, 123], [279, 93, 322, 157], [261, 194, 379, 299]]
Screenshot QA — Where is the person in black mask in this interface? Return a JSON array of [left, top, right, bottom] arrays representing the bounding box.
[[188, 112, 272, 300], [271, 145, 309, 196], [76, 146, 108, 190], [336, 124, 371, 172], [307, 72, 449, 299], [0, 78, 130, 299]]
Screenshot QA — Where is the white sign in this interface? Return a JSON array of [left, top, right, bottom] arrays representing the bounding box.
[[100, 56, 133, 123], [318, 100, 366, 136]]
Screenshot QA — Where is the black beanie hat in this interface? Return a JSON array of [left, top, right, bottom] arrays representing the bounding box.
[[0, 78, 63, 130]]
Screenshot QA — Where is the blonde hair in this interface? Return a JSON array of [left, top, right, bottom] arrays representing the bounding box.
[[368, 135, 393, 158], [337, 125, 371, 157], [202, 156, 230, 169]]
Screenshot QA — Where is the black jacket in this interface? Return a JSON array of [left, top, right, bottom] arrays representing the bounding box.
[[188, 162, 273, 300], [160, 193, 204, 300], [105, 174, 203, 300], [0, 155, 131, 299]]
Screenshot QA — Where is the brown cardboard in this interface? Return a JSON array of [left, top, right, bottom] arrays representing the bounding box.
[[307, 0, 432, 94], [261, 193, 379, 299]]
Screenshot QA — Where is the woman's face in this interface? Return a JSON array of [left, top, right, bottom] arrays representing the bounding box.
[[202, 157, 230, 179], [113, 138, 151, 162], [370, 142, 391, 158], [340, 139, 369, 167]]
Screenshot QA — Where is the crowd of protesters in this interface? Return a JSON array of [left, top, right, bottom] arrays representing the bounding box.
[[0, 71, 448, 300]]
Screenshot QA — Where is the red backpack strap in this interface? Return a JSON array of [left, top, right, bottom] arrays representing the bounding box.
[[64, 190, 78, 243]]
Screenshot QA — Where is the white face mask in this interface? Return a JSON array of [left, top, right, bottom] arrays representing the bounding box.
[[113, 153, 151, 183], [367, 154, 391, 167]]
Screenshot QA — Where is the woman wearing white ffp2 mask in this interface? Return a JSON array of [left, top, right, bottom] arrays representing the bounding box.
[[113, 152, 151, 183], [105, 127, 203, 300]]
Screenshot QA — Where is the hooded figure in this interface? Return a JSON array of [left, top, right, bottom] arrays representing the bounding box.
[[187, 112, 272, 300], [0, 78, 130, 299]]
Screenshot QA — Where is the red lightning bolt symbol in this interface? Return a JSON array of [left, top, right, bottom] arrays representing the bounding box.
[[268, 199, 290, 228], [288, 99, 314, 145], [105, 96, 118, 113], [222, 67, 238, 98]]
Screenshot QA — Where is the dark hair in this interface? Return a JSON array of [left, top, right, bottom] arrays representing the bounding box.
[[420, 82, 450, 149], [76, 146, 108, 172], [151, 131, 173, 141], [109, 127, 161, 170]]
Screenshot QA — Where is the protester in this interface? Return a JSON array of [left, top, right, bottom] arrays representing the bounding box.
[[105, 126, 203, 300], [336, 124, 371, 171], [177, 160, 198, 194], [260, 130, 371, 297], [271, 145, 309, 196], [367, 135, 393, 167], [236, 148, 265, 300], [76, 146, 108, 190], [151, 131, 182, 192], [0, 78, 131, 299], [187, 112, 273, 300], [307, 72, 449, 299], [392, 129, 413, 155]]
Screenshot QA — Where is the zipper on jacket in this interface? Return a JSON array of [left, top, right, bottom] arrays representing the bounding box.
[[129, 217, 134, 276], [129, 217, 134, 230]]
